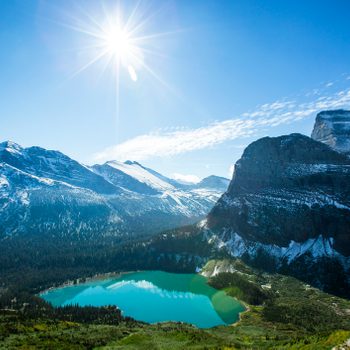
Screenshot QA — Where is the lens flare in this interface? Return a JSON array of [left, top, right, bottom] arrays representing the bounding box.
[[128, 65, 138, 82]]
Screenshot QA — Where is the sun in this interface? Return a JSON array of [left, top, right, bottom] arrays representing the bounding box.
[[103, 25, 133, 62], [59, 1, 176, 139], [61, 2, 178, 89], [101, 24, 139, 82], [62, 4, 159, 84]]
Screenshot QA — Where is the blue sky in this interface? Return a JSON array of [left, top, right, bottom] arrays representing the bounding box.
[[1, 0, 350, 181]]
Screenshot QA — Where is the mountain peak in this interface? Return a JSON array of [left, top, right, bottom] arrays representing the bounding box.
[[240, 133, 347, 164], [196, 175, 229, 191], [227, 133, 350, 195], [311, 109, 350, 154], [0, 140, 23, 153], [124, 160, 142, 167]]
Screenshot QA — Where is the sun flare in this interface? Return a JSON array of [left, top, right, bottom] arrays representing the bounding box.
[[100, 23, 138, 80], [61, 2, 175, 139], [65, 3, 167, 85]]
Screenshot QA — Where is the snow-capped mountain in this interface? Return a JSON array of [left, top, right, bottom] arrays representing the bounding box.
[[92, 160, 175, 194], [311, 109, 350, 154], [0, 141, 228, 238], [192, 175, 229, 192]]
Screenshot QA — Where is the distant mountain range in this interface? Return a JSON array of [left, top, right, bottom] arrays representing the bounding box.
[[0, 141, 229, 238]]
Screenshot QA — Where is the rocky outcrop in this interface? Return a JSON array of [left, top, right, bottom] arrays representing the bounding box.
[[311, 109, 350, 154], [201, 133, 350, 296], [207, 133, 350, 254]]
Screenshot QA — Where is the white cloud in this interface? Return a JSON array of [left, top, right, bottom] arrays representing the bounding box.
[[171, 173, 201, 184], [94, 119, 257, 162], [93, 85, 350, 163]]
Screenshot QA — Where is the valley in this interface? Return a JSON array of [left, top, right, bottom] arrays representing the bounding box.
[[1, 258, 350, 349], [1, 110, 350, 349]]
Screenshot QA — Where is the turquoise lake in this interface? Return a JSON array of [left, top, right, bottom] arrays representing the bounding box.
[[41, 271, 245, 328]]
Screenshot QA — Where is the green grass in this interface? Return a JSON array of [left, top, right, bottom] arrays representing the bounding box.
[[1, 310, 350, 349]]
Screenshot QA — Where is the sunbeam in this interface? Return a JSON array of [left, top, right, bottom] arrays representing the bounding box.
[[56, 1, 173, 143]]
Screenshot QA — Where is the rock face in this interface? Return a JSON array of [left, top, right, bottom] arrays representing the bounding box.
[[311, 109, 350, 154], [202, 133, 350, 295], [0, 141, 228, 239], [207, 133, 350, 254]]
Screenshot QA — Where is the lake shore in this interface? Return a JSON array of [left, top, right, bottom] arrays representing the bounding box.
[[39, 270, 138, 295], [231, 300, 250, 327]]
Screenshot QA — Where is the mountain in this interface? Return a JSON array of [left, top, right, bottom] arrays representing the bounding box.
[[203, 134, 350, 294], [206, 133, 350, 254], [0, 141, 117, 194], [311, 109, 350, 154], [204, 133, 350, 295], [192, 175, 229, 192], [0, 141, 228, 238], [155, 125, 350, 296]]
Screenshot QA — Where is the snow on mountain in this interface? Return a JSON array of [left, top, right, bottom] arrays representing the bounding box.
[[0, 141, 117, 194], [0, 141, 228, 238], [104, 160, 175, 191], [204, 227, 347, 266], [311, 109, 350, 154], [0, 159, 124, 237], [92, 162, 160, 195], [193, 175, 230, 192], [0, 140, 23, 155], [93, 160, 228, 219]]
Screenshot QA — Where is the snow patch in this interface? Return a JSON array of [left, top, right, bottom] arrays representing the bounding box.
[[209, 229, 347, 265], [107, 161, 174, 191]]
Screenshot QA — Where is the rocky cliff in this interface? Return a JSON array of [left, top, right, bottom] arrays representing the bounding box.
[[311, 109, 350, 154], [207, 133, 350, 255], [198, 132, 350, 296]]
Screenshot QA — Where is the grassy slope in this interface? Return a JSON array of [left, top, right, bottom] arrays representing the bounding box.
[[1, 315, 349, 350], [1, 259, 350, 349]]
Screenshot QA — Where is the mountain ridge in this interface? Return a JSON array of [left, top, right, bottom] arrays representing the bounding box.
[[0, 140, 229, 239]]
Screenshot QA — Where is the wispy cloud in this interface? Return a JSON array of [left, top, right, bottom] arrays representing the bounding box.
[[93, 83, 350, 163]]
